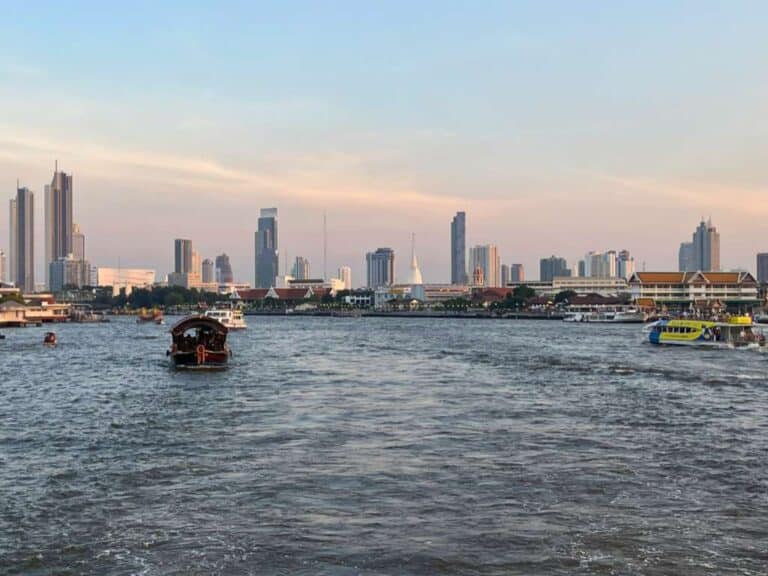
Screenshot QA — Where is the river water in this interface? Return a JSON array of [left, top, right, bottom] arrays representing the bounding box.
[[1, 317, 766, 575]]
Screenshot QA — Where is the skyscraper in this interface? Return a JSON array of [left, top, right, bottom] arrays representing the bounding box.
[[215, 253, 234, 283], [255, 208, 278, 288], [13, 186, 35, 292], [202, 259, 215, 283], [174, 239, 193, 273], [0, 250, 5, 284], [9, 198, 16, 284], [366, 248, 395, 288], [680, 220, 720, 271], [338, 266, 352, 290], [539, 255, 569, 282], [678, 242, 694, 272], [469, 245, 500, 287], [72, 223, 85, 261], [510, 263, 525, 283], [618, 250, 635, 279], [450, 211, 466, 284], [757, 253, 768, 284], [292, 256, 310, 280], [501, 264, 510, 286], [44, 165, 73, 288]]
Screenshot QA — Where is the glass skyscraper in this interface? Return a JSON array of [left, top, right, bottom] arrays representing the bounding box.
[[255, 208, 279, 288], [450, 211, 466, 284]]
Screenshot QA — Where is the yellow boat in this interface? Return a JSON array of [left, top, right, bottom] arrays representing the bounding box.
[[646, 315, 765, 348]]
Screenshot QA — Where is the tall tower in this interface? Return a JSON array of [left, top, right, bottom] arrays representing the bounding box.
[[451, 212, 466, 284], [366, 248, 395, 288], [13, 186, 35, 292], [174, 239, 193, 273], [9, 197, 17, 284], [470, 245, 500, 287], [407, 233, 423, 285], [44, 163, 73, 287], [690, 219, 720, 271], [255, 208, 278, 288]]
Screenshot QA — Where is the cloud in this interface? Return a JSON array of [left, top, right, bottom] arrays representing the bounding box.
[[0, 128, 475, 211]]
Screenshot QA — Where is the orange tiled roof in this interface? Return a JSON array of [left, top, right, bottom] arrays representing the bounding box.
[[633, 272, 686, 283], [700, 272, 740, 283]]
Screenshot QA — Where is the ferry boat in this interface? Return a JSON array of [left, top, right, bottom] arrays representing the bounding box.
[[646, 315, 766, 348], [564, 309, 646, 323], [204, 306, 247, 330], [167, 315, 230, 370], [137, 308, 163, 324]]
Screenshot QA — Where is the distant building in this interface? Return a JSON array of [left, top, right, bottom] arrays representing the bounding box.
[[501, 264, 510, 286], [469, 245, 500, 287], [292, 256, 310, 280], [174, 239, 193, 273], [338, 266, 352, 290], [450, 212, 466, 284], [202, 258, 215, 283], [215, 253, 234, 284], [618, 250, 636, 279], [49, 254, 90, 292], [577, 260, 585, 278], [255, 208, 279, 288], [757, 253, 768, 284], [0, 250, 5, 283], [9, 198, 16, 285], [539, 255, 569, 282], [44, 165, 73, 288], [510, 263, 524, 283], [680, 219, 720, 271], [366, 248, 395, 288], [72, 223, 85, 261], [12, 186, 35, 292], [471, 265, 484, 287], [94, 267, 156, 296], [192, 250, 202, 278]]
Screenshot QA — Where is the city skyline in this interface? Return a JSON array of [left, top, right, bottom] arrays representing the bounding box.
[[2, 4, 768, 282]]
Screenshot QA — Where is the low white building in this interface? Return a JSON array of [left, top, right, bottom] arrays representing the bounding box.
[[94, 267, 156, 296], [628, 271, 759, 307]]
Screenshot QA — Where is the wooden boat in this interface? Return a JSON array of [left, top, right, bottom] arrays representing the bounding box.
[[44, 332, 56, 345], [167, 315, 230, 370], [137, 308, 164, 324]]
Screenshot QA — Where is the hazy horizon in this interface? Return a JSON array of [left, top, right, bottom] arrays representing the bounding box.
[[2, 2, 767, 284]]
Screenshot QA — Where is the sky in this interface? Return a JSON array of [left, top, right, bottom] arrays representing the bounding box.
[[1, 1, 767, 284]]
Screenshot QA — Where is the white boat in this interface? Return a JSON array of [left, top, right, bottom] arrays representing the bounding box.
[[204, 306, 247, 330], [564, 309, 645, 323]]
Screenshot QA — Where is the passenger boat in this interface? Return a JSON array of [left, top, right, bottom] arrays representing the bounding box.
[[564, 309, 646, 323], [646, 315, 766, 348], [167, 315, 230, 370], [204, 306, 247, 330], [137, 308, 163, 324]]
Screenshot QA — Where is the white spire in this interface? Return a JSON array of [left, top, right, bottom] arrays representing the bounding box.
[[408, 233, 423, 285]]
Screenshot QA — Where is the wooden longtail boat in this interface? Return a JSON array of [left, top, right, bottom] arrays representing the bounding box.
[[167, 315, 230, 370]]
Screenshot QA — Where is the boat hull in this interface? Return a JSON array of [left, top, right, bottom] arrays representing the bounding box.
[[170, 349, 229, 369]]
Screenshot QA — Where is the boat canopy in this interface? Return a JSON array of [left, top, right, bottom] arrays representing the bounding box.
[[170, 315, 229, 337]]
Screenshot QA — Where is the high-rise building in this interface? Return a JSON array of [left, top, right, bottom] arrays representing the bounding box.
[[9, 198, 16, 284], [501, 264, 510, 286], [469, 245, 500, 287], [338, 266, 352, 290], [292, 256, 310, 280], [539, 255, 569, 282], [757, 253, 768, 284], [618, 250, 636, 279], [49, 254, 90, 292], [255, 208, 278, 288], [72, 223, 85, 261], [450, 212, 466, 284], [191, 250, 202, 277], [174, 239, 193, 273], [577, 260, 585, 278], [680, 220, 720, 271], [12, 186, 35, 292], [0, 250, 5, 283], [202, 258, 215, 283], [215, 253, 234, 283], [366, 247, 395, 288], [510, 263, 525, 283], [44, 165, 73, 287]]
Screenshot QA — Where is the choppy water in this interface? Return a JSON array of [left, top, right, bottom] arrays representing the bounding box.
[[1, 317, 767, 575]]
